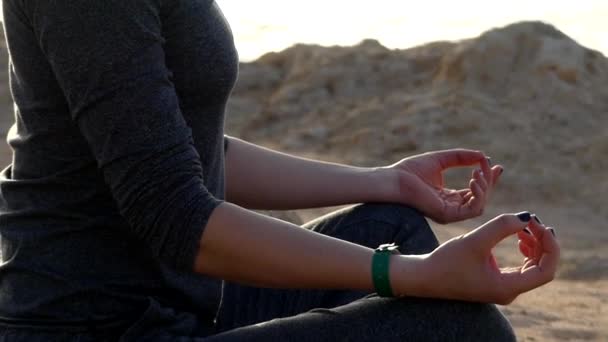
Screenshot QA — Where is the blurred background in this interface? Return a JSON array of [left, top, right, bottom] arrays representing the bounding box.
[[220, 0, 608, 61], [0, 1, 606, 340], [220, 2, 608, 341]]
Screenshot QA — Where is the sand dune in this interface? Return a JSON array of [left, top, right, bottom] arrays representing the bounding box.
[[227, 21, 608, 221]]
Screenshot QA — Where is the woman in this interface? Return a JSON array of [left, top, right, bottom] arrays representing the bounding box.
[[0, 0, 558, 340]]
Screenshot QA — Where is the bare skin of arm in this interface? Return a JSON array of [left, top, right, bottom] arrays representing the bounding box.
[[225, 136, 394, 210], [209, 137, 558, 303], [225, 136, 503, 223], [195, 201, 379, 290], [195, 202, 559, 305]]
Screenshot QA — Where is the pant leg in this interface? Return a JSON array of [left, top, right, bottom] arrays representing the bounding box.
[[0, 319, 133, 342], [216, 203, 437, 329], [209, 295, 515, 342]]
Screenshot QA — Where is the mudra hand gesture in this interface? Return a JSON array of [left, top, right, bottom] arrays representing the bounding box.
[[385, 149, 503, 223], [393, 212, 559, 304]]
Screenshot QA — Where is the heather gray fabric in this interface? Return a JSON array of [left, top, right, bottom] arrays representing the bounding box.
[[0, 0, 236, 331]]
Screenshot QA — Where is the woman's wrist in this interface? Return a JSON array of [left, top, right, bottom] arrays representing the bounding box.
[[369, 166, 403, 204], [389, 254, 430, 297]]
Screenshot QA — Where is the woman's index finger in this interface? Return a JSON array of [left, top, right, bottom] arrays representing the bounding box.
[[434, 149, 486, 169]]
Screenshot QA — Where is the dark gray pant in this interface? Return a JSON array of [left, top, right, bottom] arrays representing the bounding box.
[[210, 203, 516, 341]]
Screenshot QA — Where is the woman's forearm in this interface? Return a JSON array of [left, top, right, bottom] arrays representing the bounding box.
[[194, 202, 419, 291], [194, 204, 559, 304], [224, 137, 398, 210]]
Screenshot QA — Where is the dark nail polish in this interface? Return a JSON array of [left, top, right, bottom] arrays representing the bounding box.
[[548, 228, 556, 237], [486, 157, 492, 166], [523, 228, 532, 235], [516, 212, 531, 222], [533, 215, 542, 224], [499, 168, 504, 175]]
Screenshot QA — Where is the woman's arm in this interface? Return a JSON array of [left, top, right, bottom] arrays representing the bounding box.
[[226, 137, 503, 223], [225, 136, 394, 210], [195, 202, 379, 289], [196, 203, 559, 304]]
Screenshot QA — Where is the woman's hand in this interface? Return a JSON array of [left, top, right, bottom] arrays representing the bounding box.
[[393, 212, 560, 304], [386, 149, 503, 223]]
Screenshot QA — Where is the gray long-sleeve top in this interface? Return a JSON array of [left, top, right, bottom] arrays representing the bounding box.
[[0, 0, 238, 327]]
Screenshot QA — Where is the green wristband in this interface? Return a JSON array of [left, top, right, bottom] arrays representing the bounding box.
[[372, 243, 400, 297]]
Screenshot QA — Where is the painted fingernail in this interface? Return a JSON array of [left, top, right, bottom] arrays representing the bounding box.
[[533, 215, 542, 224], [548, 228, 556, 237], [523, 228, 532, 235], [486, 157, 492, 166], [516, 212, 531, 222], [499, 168, 504, 175]]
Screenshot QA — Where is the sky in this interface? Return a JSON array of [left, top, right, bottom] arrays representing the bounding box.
[[219, 0, 608, 61]]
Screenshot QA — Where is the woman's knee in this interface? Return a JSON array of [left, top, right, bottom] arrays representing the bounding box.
[[429, 302, 516, 342], [422, 300, 515, 341], [459, 302, 516, 342], [349, 203, 424, 224], [354, 203, 439, 254], [307, 203, 439, 254], [356, 297, 516, 341]]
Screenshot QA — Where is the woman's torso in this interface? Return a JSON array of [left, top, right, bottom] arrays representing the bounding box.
[[0, 0, 238, 328]]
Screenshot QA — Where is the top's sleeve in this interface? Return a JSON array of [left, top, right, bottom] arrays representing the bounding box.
[[30, 0, 222, 272]]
